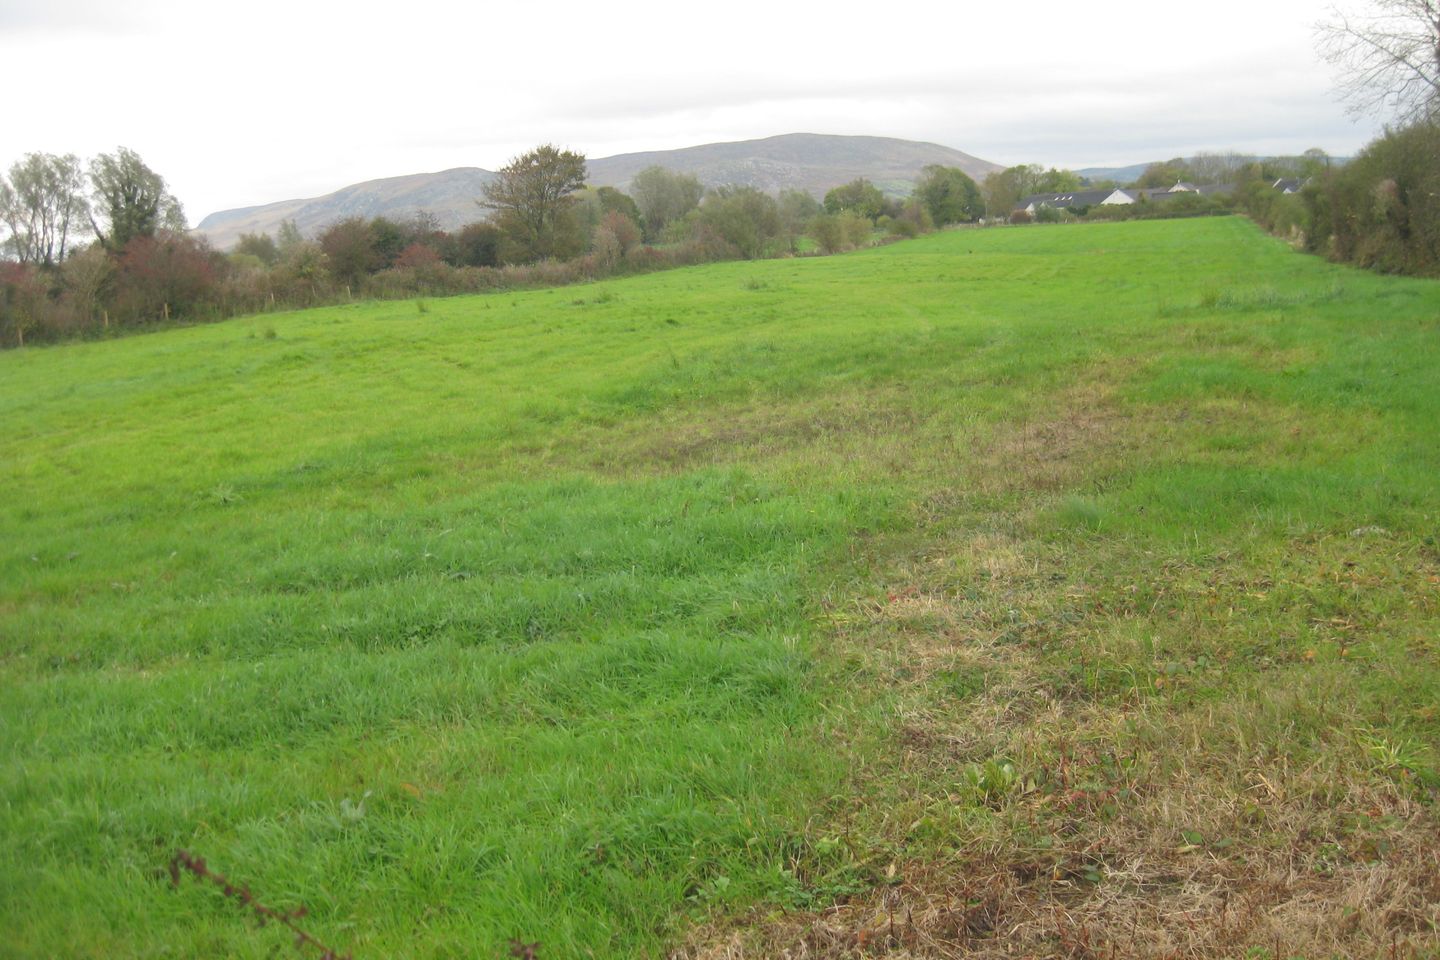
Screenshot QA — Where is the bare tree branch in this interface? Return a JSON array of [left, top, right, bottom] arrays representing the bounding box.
[[1318, 0, 1440, 124]]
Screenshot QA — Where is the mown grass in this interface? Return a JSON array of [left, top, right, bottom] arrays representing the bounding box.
[[2, 217, 1438, 958]]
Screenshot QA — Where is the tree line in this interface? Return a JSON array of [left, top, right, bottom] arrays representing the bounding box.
[[982, 121, 1439, 278], [0, 148, 195, 345], [1238, 121, 1439, 276], [995, 152, 1336, 224], [993, 126, 1440, 276], [6, 127, 1435, 352], [0, 144, 986, 349], [1241, 1, 1439, 275]]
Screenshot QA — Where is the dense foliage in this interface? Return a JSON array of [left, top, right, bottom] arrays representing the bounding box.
[[1298, 121, 1439, 274], [912, 165, 983, 225], [31, 131, 1434, 350], [993, 127, 1440, 280], [2, 147, 988, 348], [1224, 123, 1439, 275], [482, 145, 589, 263], [982, 164, 1083, 217]]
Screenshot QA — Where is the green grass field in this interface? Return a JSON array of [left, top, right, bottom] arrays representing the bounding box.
[[3, 218, 1437, 958]]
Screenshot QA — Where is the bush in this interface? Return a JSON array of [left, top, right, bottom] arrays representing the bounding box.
[[887, 216, 918, 238], [897, 200, 934, 235], [1083, 202, 1133, 222], [0, 262, 52, 346], [446, 222, 503, 268], [111, 233, 221, 324], [698, 187, 781, 260], [809, 214, 847, 254], [1223, 122, 1439, 276], [1302, 122, 1440, 275], [318, 217, 381, 287], [839, 212, 872, 249], [1033, 204, 1062, 224]]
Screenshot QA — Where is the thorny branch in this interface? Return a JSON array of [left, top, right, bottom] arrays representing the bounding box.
[[168, 849, 353, 960]]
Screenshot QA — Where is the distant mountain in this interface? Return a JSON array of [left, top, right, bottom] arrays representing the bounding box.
[[587, 133, 1001, 198], [195, 133, 1003, 250]]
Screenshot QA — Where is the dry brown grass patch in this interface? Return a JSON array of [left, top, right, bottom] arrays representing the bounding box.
[[675, 734, 1440, 960], [680, 501, 1439, 957], [959, 382, 1135, 499]]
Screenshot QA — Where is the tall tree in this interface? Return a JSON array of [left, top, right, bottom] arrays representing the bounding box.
[[912, 165, 982, 225], [594, 186, 642, 228], [1189, 152, 1247, 185], [1033, 168, 1083, 193], [823, 178, 885, 220], [0, 153, 90, 266], [1298, 147, 1334, 179], [1319, 0, 1440, 123], [982, 166, 1028, 218], [575, 186, 643, 245], [481, 145, 588, 262], [88, 147, 185, 251], [234, 232, 280, 266], [629, 166, 704, 241], [276, 219, 306, 256], [777, 189, 821, 251], [1135, 158, 1195, 188], [60, 244, 113, 326], [981, 165, 1079, 217]]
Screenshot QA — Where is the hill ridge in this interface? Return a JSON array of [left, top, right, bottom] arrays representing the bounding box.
[[195, 133, 1003, 250]]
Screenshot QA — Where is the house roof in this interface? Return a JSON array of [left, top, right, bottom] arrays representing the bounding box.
[[1017, 182, 1237, 212], [1018, 189, 1120, 210]]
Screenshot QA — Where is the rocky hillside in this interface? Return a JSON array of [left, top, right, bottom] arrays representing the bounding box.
[[587, 132, 1000, 197]]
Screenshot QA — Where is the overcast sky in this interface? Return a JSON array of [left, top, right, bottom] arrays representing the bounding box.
[[0, 0, 1382, 223]]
